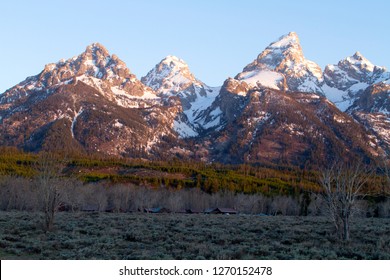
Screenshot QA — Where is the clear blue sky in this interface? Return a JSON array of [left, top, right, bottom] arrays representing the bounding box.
[[1, 0, 389, 93]]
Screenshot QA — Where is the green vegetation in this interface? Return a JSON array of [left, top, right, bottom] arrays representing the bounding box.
[[0, 147, 36, 177], [0, 147, 322, 196], [0, 211, 389, 260]]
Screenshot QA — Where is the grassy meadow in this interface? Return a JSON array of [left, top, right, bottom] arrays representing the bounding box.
[[0, 149, 389, 260], [0, 211, 389, 260]]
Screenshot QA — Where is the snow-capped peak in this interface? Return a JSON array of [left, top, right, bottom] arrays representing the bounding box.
[[323, 51, 389, 111], [339, 52, 383, 79], [141, 55, 201, 95], [349, 51, 374, 70], [235, 32, 323, 94], [0, 43, 158, 107], [36, 42, 133, 83], [254, 31, 304, 70], [161, 55, 188, 68], [267, 31, 301, 54], [324, 51, 389, 90]]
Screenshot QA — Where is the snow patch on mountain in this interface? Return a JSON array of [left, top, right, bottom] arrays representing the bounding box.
[[113, 119, 123, 128], [185, 86, 220, 124], [201, 106, 223, 130], [173, 119, 198, 138], [236, 69, 284, 90], [71, 108, 84, 138], [321, 83, 351, 111]]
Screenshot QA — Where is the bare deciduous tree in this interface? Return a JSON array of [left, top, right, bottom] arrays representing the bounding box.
[[319, 162, 372, 241], [35, 153, 65, 231]]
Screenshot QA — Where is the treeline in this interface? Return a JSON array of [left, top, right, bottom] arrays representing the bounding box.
[[0, 147, 321, 196], [1, 175, 389, 217], [0, 147, 389, 218]]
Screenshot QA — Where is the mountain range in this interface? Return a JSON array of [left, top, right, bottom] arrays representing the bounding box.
[[1, 32, 389, 166]]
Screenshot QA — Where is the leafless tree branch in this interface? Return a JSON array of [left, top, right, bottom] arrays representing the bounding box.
[[319, 161, 372, 241], [35, 152, 66, 231]]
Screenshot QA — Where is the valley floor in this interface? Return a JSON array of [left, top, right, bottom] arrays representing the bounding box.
[[0, 211, 389, 260]]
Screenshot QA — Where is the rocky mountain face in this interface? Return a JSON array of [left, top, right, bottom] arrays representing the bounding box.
[[206, 88, 378, 166], [0, 44, 183, 158], [347, 81, 390, 153], [141, 56, 220, 137], [0, 33, 389, 165]]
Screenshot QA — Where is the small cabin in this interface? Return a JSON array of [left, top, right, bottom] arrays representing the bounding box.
[[185, 208, 202, 214], [204, 207, 238, 215]]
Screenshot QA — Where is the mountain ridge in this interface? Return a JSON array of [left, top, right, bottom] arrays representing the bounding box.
[[1, 33, 389, 165]]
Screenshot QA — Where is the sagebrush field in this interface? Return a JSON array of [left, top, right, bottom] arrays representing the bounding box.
[[1, 211, 389, 260]]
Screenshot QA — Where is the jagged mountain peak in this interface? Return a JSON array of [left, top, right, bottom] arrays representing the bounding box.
[[352, 51, 366, 60], [323, 51, 389, 109], [235, 32, 323, 94], [259, 32, 304, 68], [66, 42, 120, 71], [75, 42, 129, 74], [242, 31, 304, 73], [335, 51, 388, 78], [160, 55, 189, 68], [85, 42, 109, 53], [342, 51, 377, 73], [267, 31, 301, 53], [83, 43, 127, 68], [141, 55, 201, 95], [347, 51, 385, 72], [157, 55, 195, 82], [0, 43, 158, 107], [36, 42, 132, 84]]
